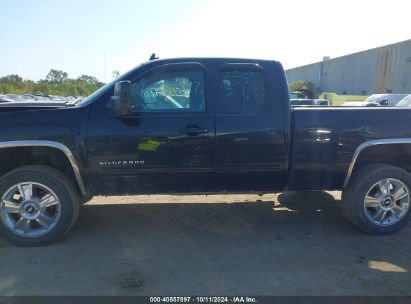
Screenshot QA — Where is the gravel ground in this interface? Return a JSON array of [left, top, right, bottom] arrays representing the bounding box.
[[0, 191, 410, 296]]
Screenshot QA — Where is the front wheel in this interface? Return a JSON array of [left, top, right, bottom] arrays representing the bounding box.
[[0, 165, 80, 246], [342, 164, 411, 234]]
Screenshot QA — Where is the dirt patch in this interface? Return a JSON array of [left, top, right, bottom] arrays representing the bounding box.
[[0, 191, 410, 296]]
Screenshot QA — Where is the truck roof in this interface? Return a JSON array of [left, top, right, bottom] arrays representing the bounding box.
[[143, 57, 281, 65]]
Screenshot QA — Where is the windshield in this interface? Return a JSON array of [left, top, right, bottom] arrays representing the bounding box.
[[22, 95, 34, 100], [363, 94, 383, 103], [395, 95, 411, 107], [6, 94, 25, 101], [76, 77, 119, 106], [290, 92, 306, 99], [76, 65, 143, 106], [298, 100, 315, 105], [316, 99, 329, 105], [35, 96, 50, 101], [291, 99, 315, 106]]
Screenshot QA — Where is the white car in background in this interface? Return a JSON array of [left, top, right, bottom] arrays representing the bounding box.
[[365, 94, 408, 106], [342, 94, 408, 107]]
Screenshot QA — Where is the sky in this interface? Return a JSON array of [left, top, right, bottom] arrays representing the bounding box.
[[1, 0, 410, 82]]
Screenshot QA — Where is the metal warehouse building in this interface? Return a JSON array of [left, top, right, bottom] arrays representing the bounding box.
[[286, 39, 411, 95]]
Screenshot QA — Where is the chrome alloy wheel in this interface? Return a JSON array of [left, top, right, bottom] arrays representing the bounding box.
[[364, 178, 410, 226], [0, 182, 61, 237]]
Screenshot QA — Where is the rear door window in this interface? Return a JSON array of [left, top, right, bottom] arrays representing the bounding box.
[[221, 68, 265, 113]]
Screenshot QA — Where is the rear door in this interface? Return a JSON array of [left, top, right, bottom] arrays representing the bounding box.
[[214, 61, 288, 191]]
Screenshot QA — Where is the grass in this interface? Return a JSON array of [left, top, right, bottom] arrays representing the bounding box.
[[320, 92, 368, 106]]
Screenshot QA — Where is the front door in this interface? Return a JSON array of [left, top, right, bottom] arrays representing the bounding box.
[[86, 62, 216, 195]]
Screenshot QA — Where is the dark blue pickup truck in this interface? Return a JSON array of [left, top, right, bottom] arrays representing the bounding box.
[[1, 57, 411, 245]]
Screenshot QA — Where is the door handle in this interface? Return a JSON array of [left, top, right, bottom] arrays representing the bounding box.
[[180, 125, 209, 136]]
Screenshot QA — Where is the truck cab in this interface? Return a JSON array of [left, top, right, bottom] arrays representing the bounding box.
[[86, 58, 290, 195]]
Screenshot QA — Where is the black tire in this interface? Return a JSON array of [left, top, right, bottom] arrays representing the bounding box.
[[342, 164, 411, 234], [0, 165, 81, 246], [80, 195, 93, 205]]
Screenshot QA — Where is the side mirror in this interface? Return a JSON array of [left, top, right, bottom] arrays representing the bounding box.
[[105, 81, 135, 117], [379, 99, 388, 106]]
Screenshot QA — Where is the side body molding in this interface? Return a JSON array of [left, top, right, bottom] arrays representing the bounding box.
[[0, 140, 86, 195], [343, 138, 411, 188]]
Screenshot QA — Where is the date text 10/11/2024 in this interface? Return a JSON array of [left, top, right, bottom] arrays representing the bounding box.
[[149, 297, 258, 303]]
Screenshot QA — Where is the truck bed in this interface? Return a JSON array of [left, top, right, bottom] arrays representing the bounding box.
[[289, 107, 411, 190]]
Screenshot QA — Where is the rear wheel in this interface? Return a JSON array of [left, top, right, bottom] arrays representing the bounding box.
[[342, 164, 411, 234], [0, 165, 80, 246]]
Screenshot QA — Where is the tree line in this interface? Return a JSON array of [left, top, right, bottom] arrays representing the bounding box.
[[288, 80, 314, 92], [0, 69, 110, 97], [1, 71, 313, 98]]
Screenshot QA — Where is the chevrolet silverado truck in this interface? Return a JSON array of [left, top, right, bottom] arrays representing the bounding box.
[[1, 57, 411, 246]]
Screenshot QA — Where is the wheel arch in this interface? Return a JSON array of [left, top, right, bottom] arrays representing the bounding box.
[[0, 140, 87, 195], [343, 138, 411, 188]]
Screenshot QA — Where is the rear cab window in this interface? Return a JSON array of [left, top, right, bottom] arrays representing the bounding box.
[[220, 63, 266, 114]]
